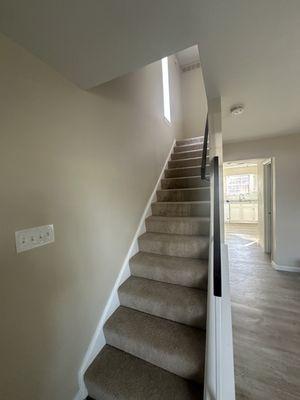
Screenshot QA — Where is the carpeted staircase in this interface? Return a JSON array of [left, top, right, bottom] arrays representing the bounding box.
[[84, 136, 210, 400]]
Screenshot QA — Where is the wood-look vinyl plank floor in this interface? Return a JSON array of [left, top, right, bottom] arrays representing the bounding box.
[[226, 232, 300, 400]]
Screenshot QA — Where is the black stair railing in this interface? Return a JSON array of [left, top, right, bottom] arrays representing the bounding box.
[[201, 116, 222, 297], [200, 117, 209, 180], [212, 155, 222, 297]]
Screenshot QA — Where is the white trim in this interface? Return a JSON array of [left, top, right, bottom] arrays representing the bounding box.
[[272, 261, 300, 273], [73, 387, 87, 400], [74, 139, 176, 400]]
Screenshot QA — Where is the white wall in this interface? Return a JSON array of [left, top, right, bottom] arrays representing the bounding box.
[[224, 133, 300, 268], [181, 67, 207, 138], [0, 33, 183, 400]]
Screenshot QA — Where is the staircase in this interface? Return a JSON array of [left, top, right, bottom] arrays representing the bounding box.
[[84, 136, 210, 400]]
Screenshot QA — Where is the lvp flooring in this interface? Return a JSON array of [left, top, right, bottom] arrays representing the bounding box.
[[226, 230, 300, 400], [225, 223, 259, 240]]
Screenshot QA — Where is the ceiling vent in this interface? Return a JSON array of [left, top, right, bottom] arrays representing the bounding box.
[[182, 62, 201, 73]]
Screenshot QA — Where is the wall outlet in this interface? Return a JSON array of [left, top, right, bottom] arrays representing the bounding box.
[[15, 225, 55, 253]]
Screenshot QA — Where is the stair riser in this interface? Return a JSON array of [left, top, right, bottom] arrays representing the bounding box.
[[161, 176, 209, 189], [151, 202, 210, 217], [118, 286, 207, 329], [157, 189, 210, 202], [174, 144, 202, 153], [138, 236, 209, 258], [171, 150, 203, 160], [145, 218, 209, 236], [168, 157, 208, 169], [129, 257, 208, 289], [165, 166, 204, 178], [176, 137, 203, 146]]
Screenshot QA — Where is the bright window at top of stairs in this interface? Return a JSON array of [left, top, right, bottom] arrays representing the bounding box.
[[161, 57, 171, 123]]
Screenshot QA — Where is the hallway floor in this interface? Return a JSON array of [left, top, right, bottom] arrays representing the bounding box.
[[226, 231, 300, 400]]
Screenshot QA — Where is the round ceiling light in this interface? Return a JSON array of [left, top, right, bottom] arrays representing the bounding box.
[[230, 104, 244, 116]]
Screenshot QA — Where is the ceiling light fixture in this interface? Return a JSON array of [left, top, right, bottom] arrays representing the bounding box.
[[230, 104, 244, 116]]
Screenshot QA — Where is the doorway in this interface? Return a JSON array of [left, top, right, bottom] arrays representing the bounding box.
[[223, 159, 273, 254]]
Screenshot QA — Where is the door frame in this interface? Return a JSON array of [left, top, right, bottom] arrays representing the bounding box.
[[263, 160, 273, 254]]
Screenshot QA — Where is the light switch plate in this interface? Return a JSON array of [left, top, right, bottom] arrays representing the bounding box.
[[15, 225, 55, 253]]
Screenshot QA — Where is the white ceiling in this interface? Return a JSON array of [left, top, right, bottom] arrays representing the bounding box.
[[0, 0, 203, 89], [1, 1, 300, 142]]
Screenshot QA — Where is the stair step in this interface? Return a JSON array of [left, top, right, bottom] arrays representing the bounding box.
[[145, 216, 209, 236], [104, 307, 206, 383], [176, 136, 204, 146], [129, 252, 208, 289], [157, 187, 210, 202], [165, 165, 205, 178], [171, 149, 204, 160], [168, 157, 208, 169], [151, 201, 210, 217], [119, 276, 207, 328], [161, 176, 209, 189], [85, 345, 202, 400], [174, 143, 202, 153], [138, 232, 209, 258]]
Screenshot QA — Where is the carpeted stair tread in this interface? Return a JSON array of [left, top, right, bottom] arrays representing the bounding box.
[[104, 306, 206, 383], [157, 187, 210, 202], [161, 176, 209, 189], [165, 165, 208, 178], [151, 201, 210, 217], [118, 276, 207, 328], [174, 143, 202, 153], [168, 157, 208, 169], [129, 252, 208, 289], [138, 232, 209, 258], [85, 345, 203, 400], [171, 149, 203, 160], [176, 136, 204, 146], [145, 215, 210, 236]]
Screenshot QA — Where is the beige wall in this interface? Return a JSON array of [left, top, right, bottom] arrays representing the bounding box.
[[224, 133, 300, 268], [0, 34, 183, 399], [181, 67, 207, 138]]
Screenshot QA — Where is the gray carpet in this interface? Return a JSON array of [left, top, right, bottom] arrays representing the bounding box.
[[85, 136, 209, 399]]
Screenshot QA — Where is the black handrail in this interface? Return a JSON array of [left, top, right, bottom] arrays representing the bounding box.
[[200, 116, 222, 297], [201, 117, 209, 180], [213, 156, 222, 297]]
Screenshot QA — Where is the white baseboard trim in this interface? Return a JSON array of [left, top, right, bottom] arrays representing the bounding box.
[[73, 387, 87, 400], [272, 261, 300, 273], [74, 139, 176, 400]]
